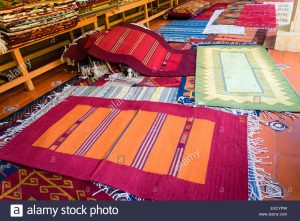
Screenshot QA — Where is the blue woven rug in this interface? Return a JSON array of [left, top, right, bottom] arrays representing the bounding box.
[[157, 20, 208, 42]]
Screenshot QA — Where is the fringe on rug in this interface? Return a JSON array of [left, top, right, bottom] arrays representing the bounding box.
[[261, 111, 300, 121], [79, 58, 110, 79], [191, 41, 256, 46], [0, 35, 8, 55], [195, 107, 282, 200], [247, 113, 283, 200], [0, 85, 75, 147], [105, 67, 139, 82], [92, 182, 143, 201]]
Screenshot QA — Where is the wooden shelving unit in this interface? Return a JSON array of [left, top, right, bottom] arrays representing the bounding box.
[[275, 0, 300, 52], [0, 0, 176, 94]]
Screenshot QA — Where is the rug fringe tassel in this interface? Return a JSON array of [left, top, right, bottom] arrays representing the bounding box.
[[0, 85, 74, 147], [261, 111, 300, 121], [247, 113, 283, 200], [79, 59, 110, 79], [92, 182, 142, 201]]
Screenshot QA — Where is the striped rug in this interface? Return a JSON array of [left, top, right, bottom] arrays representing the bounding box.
[[69, 86, 178, 103], [157, 20, 208, 42]]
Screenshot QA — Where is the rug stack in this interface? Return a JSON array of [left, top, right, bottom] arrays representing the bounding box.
[[0, 0, 79, 49]]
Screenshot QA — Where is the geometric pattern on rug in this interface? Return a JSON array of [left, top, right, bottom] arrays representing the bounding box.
[[0, 97, 248, 200], [0, 168, 113, 200], [195, 46, 300, 111]]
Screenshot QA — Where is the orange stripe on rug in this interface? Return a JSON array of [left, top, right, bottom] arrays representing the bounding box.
[[143, 115, 186, 174], [177, 119, 215, 184], [106, 110, 158, 166], [33, 105, 92, 148]]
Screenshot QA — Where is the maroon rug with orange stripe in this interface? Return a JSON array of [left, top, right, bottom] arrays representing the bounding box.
[[64, 24, 196, 77], [0, 97, 248, 200]]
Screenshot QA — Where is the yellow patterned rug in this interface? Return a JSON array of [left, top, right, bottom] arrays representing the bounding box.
[[195, 45, 300, 112]]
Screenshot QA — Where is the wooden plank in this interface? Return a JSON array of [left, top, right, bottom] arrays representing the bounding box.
[[138, 8, 170, 24], [30, 59, 65, 79], [0, 40, 70, 72], [99, 25, 105, 30], [159, 1, 171, 8], [105, 0, 154, 17], [0, 76, 26, 94], [144, 3, 150, 28], [109, 11, 145, 27], [105, 16, 110, 29], [11, 49, 34, 91]]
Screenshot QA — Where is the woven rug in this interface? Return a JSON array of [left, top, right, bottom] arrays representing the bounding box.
[[64, 24, 196, 77], [195, 46, 300, 111], [167, 0, 210, 19], [0, 167, 112, 200], [177, 76, 195, 105], [193, 3, 229, 20], [0, 78, 140, 201], [69, 86, 178, 103], [203, 10, 245, 35], [189, 28, 268, 45], [235, 4, 277, 29], [0, 0, 78, 48], [0, 96, 248, 200], [157, 20, 208, 42]]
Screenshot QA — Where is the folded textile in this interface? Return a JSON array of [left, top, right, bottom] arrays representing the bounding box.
[[193, 3, 229, 20], [64, 24, 196, 77], [203, 10, 245, 35], [75, 0, 114, 16], [235, 4, 277, 29], [0, 96, 248, 200], [157, 20, 208, 42], [167, 0, 210, 19], [76, 0, 109, 9], [0, 0, 56, 9], [135, 77, 182, 87], [0, 0, 79, 47]]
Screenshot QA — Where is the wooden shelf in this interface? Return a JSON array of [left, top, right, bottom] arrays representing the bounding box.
[[0, 0, 175, 94], [275, 0, 300, 52]]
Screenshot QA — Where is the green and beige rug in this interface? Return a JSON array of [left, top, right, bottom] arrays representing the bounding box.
[[195, 45, 300, 112]]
